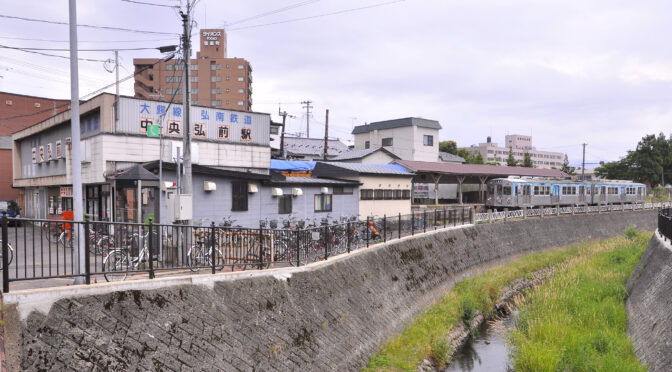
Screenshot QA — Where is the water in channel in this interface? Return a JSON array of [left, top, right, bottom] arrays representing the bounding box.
[[443, 312, 517, 372]]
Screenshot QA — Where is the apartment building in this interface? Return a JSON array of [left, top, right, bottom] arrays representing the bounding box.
[[352, 117, 441, 162], [133, 29, 252, 111], [0, 92, 70, 204], [467, 135, 565, 169]]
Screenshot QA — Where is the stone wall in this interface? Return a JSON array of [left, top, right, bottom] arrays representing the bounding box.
[[626, 231, 672, 372], [3, 210, 656, 371]]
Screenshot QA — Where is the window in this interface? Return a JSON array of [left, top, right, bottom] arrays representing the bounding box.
[[237, 88, 244, 94], [211, 100, 222, 106], [211, 88, 222, 94], [237, 77, 244, 82], [333, 186, 353, 195], [237, 101, 244, 106], [365, 141, 370, 149], [211, 76, 222, 82], [34, 102, 41, 108], [226, 88, 231, 93], [314, 194, 332, 212], [190, 76, 198, 82], [384, 190, 395, 200], [402, 190, 411, 199], [166, 76, 182, 83], [374, 190, 385, 200], [5, 100, 12, 105], [231, 181, 248, 211], [190, 64, 198, 70], [226, 76, 231, 81], [360, 189, 374, 200], [381, 137, 393, 146], [270, 126, 279, 135], [278, 195, 292, 214], [423, 135, 433, 146], [191, 88, 198, 94], [210, 64, 222, 70], [226, 64, 230, 69], [238, 64, 245, 70]]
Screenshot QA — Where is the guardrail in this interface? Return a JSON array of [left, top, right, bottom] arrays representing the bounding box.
[[659, 208, 672, 242], [0, 207, 471, 292], [474, 202, 671, 224]]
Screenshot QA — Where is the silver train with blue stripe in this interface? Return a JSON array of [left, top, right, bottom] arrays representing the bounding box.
[[485, 177, 646, 209]]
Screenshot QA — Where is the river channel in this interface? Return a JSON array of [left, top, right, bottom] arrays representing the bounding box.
[[443, 312, 517, 372]]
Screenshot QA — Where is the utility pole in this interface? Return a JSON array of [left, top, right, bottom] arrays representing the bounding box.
[[68, 0, 85, 281], [324, 109, 329, 161], [114, 50, 119, 123], [301, 100, 312, 138], [180, 4, 193, 223], [581, 143, 586, 181], [278, 108, 289, 159]]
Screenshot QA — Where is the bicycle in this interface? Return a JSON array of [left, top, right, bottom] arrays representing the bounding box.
[[0, 239, 14, 268], [187, 229, 226, 272], [102, 230, 157, 282], [42, 222, 73, 248]]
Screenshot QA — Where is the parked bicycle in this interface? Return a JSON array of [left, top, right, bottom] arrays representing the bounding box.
[[42, 222, 73, 248], [0, 239, 14, 268], [102, 229, 157, 281]]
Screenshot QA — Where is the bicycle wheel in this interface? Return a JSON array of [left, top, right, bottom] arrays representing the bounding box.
[[64, 234, 74, 249], [187, 245, 207, 272], [235, 253, 270, 271], [103, 251, 129, 282], [42, 223, 55, 243], [0, 245, 13, 268]]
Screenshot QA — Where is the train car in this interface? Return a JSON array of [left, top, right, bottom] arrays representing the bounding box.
[[485, 177, 646, 210]]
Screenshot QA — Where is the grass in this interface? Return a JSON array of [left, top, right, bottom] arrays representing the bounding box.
[[510, 231, 649, 372], [364, 240, 586, 371]]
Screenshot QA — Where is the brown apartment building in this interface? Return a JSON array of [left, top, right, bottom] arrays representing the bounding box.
[[133, 28, 252, 111], [0, 92, 70, 204]]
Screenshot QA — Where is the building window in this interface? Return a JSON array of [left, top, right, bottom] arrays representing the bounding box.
[[314, 194, 332, 212], [237, 76, 244, 82], [360, 189, 374, 200], [226, 76, 231, 81], [333, 186, 353, 195], [365, 141, 370, 149], [402, 190, 411, 199], [166, 76, 182, 83], [226, 64, 230, 69], [211, 88, 222, 94], [278, 195, 292, 214], [238, 64, 244, 69], [190, 76, 198, 82], [211, 100, 222, 106], [237, 101, 244, 106], [237, 88, 244, 94], [211, 76, 222, 82], [381, 137, 393, 146], [210, 64, 222, 70], [374, 190, 385, 200], [191, 88, 198, 94], [423, 135, 433, 146], [190, 64, 198, 70], [384, 190, 394, 199], [231, 181, 248, 211], [225, 88, 231, 93]]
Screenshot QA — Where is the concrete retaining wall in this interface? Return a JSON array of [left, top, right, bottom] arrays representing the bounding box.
[[3, 210, 656, 371], [626, 231, 672, 372]]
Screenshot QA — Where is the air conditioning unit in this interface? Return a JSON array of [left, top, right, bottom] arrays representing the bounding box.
[[292, 188, 303, 196], [271, 188, 283, 196], [248, 183, 258, 193], [321, 187, 329, 194], [204, 181, 216, 191]]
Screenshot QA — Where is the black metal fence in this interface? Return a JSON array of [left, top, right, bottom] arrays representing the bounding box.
[[659, 208, 672, 242], [0, 207, 471, 292]]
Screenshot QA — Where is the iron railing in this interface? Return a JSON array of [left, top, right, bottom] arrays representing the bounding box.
[[0, 207, 471, 292], [659, 208, 672, 242]]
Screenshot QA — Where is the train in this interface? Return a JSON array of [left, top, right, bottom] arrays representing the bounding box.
[[485, 177, 646, 210]]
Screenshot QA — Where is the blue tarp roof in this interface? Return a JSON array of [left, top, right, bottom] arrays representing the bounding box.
[[270, 160, 316, 171]]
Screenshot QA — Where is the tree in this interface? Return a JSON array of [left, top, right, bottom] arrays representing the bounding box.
[[560, 154, 576, 175], [523, 152, 533, 168], [594, 158, 632, 180], [439, 140, 458, 155], [506, 147, 518, 166], [456, 148, 473, 163], [472, 152, 484, 164]]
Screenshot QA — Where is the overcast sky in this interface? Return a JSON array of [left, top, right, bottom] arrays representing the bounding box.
[[2, 0, 671, 167]]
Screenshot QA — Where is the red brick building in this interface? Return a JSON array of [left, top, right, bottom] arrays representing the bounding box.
[[0, 92, 69, 205]]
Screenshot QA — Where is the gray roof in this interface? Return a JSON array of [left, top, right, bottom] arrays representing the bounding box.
[[352, 117, 442, 134], [0, 136, 11, 150], [330, 147, 400, 161], [439, 152, 465, 163], [272, 177, 359, 186], [283, 137, 349, 157], [115, 164, 159, 181], [312, 162, 413, 178]]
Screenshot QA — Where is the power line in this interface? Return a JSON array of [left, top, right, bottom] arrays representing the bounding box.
[[224, 0, 320, 27], [120, 0, 180, 8], [0, 14, 179, 35], [0, 35, 178, 44], [2, 45, 173, 52], [228, 0, 405, 32], [0, 45, 107, 62]]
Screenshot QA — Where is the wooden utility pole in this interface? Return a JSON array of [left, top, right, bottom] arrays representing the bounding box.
[[279, 109, 288, 159], [301, 100, 312, 137], [324, 109, 329, 160], [582, 143, 586, 181]]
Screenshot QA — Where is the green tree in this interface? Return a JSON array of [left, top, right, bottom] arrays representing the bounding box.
[[560, 155, 576, 175], [506, 147, 518, 166], [472, 152, 484, 164], [439, 140, 458, 155], [523, 152, 533, 168], [456, 148, 473, 163], [629, 133, 672, 186], [594, 157, 633, 180]]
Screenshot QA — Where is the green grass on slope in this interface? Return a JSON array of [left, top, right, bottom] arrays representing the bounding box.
[[510, 230, 649, 372], [364, 240, 586, 371]]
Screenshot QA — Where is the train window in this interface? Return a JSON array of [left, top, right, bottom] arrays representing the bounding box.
[[534, 186, 539, 195], [502, 186, 511, 195], [488, 185, 495, 195]]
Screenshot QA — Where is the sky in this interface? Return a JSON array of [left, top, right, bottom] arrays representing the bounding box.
[[1, 0, 671, 168]]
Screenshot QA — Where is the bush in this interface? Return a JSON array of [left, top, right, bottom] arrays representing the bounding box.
[[459, 297, 476, 324], [429, 335, 449, 368], [625, 225, 638, 240]]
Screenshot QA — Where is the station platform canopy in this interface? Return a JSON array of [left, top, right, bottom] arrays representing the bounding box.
[[395, 160, 568, 204]]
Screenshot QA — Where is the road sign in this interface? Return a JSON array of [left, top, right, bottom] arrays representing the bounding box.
[[147, 124, 160, 137]]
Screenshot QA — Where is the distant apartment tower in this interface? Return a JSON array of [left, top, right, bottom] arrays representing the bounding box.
[[133, 29, 252, 111], [468, 134, 566, 169]]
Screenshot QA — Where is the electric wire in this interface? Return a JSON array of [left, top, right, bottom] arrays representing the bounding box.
[[0, 35, 178, 43], [3, 46, 175, 52], [0, 14, 179, 35], [224, 0, 320, 27], [120, 0, 180, 8], [0, 45, 107, 62]]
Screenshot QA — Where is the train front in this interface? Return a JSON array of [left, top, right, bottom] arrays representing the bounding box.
[[485, 179, 515, 209]]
